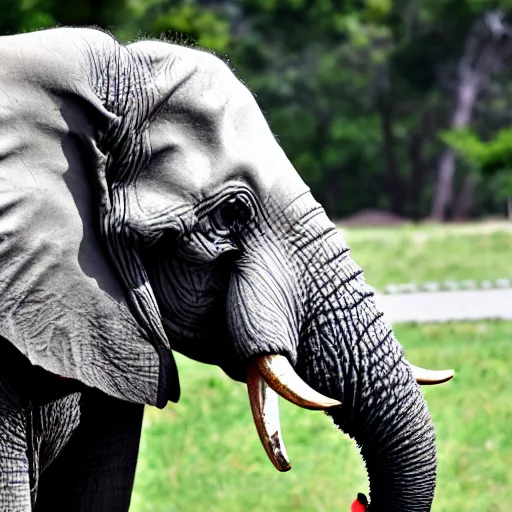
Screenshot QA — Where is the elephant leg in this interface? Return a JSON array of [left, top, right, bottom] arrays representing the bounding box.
[[34, 389, 144, 512], [0, 389, 31, 511], [0, 343, 31, 511]]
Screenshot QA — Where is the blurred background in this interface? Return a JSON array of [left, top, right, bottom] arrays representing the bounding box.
[[3, 0, 512, 223], [2, 1, 510, 511]]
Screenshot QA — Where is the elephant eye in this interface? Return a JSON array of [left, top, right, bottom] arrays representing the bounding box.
[[215, 195, 253, 230]]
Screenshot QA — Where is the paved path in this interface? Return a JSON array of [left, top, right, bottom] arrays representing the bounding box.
[[374, 289, 512, 324]]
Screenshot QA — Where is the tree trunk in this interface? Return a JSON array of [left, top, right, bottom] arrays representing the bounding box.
[[407, 130, 426, 220], [324, 168, 343, 217], [378, 97, 403, 216], [453, 173, 476, 220], [431, 10, 512, 220], [431, 79, 478, 220]]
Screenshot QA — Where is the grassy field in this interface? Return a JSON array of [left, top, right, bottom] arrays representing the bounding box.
[[339, 221, 512, 289], [131, 321, 512, 512]]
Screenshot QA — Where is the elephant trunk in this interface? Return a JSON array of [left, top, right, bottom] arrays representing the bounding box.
[[327, 343, 437, 511], [228, 191, 439, 510], [342, 388, 436, 510], [296, 212, 437, 511]]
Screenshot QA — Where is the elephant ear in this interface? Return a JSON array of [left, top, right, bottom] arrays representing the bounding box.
[[0, 30, 178, 407]]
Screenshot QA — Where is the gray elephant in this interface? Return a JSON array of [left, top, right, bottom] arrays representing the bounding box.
[[0, 28, 453, 511]]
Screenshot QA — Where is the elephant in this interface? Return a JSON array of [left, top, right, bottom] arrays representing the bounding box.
[[0, 27, 454, 511]]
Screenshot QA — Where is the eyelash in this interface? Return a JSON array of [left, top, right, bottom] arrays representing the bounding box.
[[211, 194, 253, 233]]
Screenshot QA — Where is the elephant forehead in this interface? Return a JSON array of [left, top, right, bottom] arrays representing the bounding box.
[[165, 60, 303, 198], [143, 99, 297, 206], [133, 39, 247, 119], [132, 40, 307, 219], [170, 44, 246, 98]]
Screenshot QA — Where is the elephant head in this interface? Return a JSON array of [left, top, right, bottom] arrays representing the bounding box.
[[0, 28, 453, 510]]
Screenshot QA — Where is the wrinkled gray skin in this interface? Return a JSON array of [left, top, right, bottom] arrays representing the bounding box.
[[0, 28, 437, 511]]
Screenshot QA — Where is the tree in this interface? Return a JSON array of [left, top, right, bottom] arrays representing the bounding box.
[[430, 10, 512, 220], [0, 0, 132, 35], [443, 126, 512, 218]]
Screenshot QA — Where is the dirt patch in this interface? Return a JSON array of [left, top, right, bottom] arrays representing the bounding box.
[[337, 210, 511, 232], [418, 219, 512, 236], [337, 209, 408, 227]]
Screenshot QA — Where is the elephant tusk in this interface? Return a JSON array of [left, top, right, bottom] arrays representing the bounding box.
[[247, 364, 291, 472], [411, 364, 455, 385], [254, 355, 341, 410], [247, 355, 340, 472]]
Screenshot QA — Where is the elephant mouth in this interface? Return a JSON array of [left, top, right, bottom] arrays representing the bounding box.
[[245, 354, 454, 472]]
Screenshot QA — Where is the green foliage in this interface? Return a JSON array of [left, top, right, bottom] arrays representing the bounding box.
[[0, 0, 54, 33], [133, 1, 231, 53], [443, 128, 512, 198], [0, 0, 129, 34], [223, 3, 397, 217]]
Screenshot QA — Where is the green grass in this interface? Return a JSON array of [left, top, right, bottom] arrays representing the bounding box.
[[131, 321, 512, 512], [338, 221, 512, 289]]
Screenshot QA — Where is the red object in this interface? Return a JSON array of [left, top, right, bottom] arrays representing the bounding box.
[[351, 501, 366, 512], [351, 493, 368, 512]]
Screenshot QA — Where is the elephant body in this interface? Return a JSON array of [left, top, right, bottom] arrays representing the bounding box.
[[0, 338, 143, 511], [0, 27, 451, 510], [0, 28, 173, 509]]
